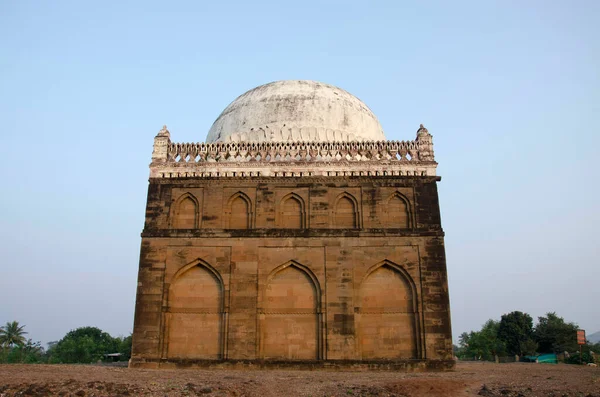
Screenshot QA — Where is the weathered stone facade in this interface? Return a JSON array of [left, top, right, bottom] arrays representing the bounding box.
[[130, 81, 453, 370]]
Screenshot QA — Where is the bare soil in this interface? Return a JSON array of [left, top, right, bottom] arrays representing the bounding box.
[[0, 361, 598, 397]]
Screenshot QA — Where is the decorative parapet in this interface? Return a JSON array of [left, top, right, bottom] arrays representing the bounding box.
[[150, 125, 437, 178]]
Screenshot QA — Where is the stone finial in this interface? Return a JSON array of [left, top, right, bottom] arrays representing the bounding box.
[[157, 125, 170, 138], [417, 124, 429, 135]]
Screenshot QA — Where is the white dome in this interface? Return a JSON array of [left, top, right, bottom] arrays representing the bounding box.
[[206, 80, 385, 143]]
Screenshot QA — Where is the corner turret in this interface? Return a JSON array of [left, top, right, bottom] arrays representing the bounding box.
[[151, 125, 171, 163], [415, 124, 435, 162]]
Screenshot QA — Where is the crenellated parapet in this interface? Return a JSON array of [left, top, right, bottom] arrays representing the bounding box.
[[151, 125, 437, 178]]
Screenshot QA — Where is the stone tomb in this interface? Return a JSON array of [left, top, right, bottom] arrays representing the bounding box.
[[130, 80, 453, 370]]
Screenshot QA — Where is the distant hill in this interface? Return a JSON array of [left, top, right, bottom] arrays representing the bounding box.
[[589, 331, 600, 344]]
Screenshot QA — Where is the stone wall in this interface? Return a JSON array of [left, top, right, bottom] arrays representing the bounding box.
[[130, 175, 453, 369]]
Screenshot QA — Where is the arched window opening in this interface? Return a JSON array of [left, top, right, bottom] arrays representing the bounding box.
[[335, 194, 358, 228], [358, 263, 418, 359], [280, 194, 304, 229], [173, 195, 198, 229], [228, 193, 252, 229], [385, 194, 410, 229], [262, 263, 319, 360], [167, 262, 224, 360]]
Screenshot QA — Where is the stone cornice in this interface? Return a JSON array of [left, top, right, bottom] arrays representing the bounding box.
[[150, 125, 437, 178], [147, 175, 442, 184], [141, 228, 445, 238], [150, 161, 438, 179]]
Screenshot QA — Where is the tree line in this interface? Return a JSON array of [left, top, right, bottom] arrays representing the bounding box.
[[455, 311, 600, 364], [0, 321, 131, 364], [3, 313, 598, 364]]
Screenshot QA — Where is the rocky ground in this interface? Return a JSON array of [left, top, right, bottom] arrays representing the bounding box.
[[0, 361, 598, 396]]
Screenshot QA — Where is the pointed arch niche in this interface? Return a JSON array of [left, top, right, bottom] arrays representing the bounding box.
[[383, 192, 412, 229], [356, 260, 420, 359], [333, 192, 360, 229], [164, 260, 226, 360], [171, 193, 200, 229], [259, 261, 322, 360], [277, 193, 306, 229], [225, 192, 253, 229]]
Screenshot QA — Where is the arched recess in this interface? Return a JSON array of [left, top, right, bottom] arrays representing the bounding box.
[[259, 261, 322, 360], [333, 192, 360, 229], [164, 259, 226, 360], [225, 192, 253, 229], [356, 260, 420, 359], [279, 193, 306, 229], [383, 192, 412, 229], [171, 193, 200, 229]]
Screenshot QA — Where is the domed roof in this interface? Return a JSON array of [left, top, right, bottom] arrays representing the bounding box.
[[206, 80, 386, 143]]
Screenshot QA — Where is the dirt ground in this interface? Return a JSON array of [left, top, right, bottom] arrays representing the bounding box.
[[0, 361, 598, 397]]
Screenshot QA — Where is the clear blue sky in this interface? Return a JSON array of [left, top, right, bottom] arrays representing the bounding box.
[[1, 0, 598, 346]]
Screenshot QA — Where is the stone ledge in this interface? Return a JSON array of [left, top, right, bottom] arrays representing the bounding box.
[[129, 358, 456, 372], [140, 228, 445, 238], [148, 175, 443, 184], [150, 163, 438, 179]]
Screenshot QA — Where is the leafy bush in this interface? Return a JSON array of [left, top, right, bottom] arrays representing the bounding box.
[[565, 351, 595, 365]]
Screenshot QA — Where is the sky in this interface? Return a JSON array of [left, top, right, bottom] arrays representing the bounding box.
[[0, 0, 598, 347]]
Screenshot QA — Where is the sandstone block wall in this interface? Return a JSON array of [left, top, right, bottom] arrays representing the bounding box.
[[130, 176, 452, 368]]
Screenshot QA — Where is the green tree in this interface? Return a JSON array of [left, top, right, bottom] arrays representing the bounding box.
[[534, 312, 579, 353], [458, 320, 506, 360], [0, 321, 28, 348], [118, 334, 133, 361], [5, 339, 45, 363], [497, 311, 536, 355], [48, 326, 120, 363], [21, 339, 44, 363], [518, 338, 539, 356]]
